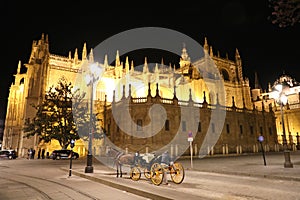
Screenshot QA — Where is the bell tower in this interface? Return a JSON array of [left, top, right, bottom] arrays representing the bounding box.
[[22, 33, 50, 148]]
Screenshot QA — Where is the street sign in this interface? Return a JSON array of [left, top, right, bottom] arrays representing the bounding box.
[[258, 135, 264, 142], [188, 131, 193, 142]]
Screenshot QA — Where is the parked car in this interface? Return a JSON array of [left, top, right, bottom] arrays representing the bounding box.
[[50, 149, 79, 160], [0, 150, 18, 159]]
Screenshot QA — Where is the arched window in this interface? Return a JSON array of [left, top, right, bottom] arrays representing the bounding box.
[[19, 77, 25, 85], [221, 69, 230, 81]]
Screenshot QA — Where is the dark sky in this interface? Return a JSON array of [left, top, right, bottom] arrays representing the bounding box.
[[1, 0, 300, 119]]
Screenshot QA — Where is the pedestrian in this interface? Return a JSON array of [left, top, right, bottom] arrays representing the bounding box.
[[28, 148, 32, 159], [41, 149, 45, 159], [37, 148, 41, 159], [161, 150, 171, 185], [32, 149, 35, 159]]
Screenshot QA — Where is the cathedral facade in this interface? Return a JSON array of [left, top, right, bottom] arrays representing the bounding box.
[[3, 34, 282, 158]]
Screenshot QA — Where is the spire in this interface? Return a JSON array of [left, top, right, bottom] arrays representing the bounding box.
[[89, 48, 94, 63], [210, 46, 213, 57], [130, 60, 134, 72], [17, 60, 21, 74], [235, 48, 240, 58], [143, 57, 149, 73], [115, 50, 120, 66], [82, 43, 87, 60], [45, 34, 49, 43], [161, 57, 164, 66], [181, 43, 190, 61], [204, 37, 209, 54], [235, 48, 242, 66], [154, 63, 159, 73], [74, 48, 78, 64], [125, 56, 130, 73], [268, 82, 272, 92], [104, 54, 108, 68], [68, 51, 72, 60]]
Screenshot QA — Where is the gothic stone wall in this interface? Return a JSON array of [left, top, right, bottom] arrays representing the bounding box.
[[105, 100, 277, 156]]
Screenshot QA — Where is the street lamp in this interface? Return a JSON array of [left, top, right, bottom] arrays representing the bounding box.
[[69, 139, 75, 177], [273, 82, 293, 168], [85, 63, 101, 173]]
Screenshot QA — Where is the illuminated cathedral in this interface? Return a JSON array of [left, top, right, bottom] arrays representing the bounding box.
[[3, 33, 298, 158]]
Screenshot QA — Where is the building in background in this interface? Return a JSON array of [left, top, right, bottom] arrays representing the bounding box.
[[253, 73, 300, 150]]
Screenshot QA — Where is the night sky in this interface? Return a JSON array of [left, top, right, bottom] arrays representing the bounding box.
[[1, 0, 300, 119]]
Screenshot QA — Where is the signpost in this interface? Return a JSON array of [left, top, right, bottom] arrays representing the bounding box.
[[188, 131, 193, 169], [258, 135, 267, 166]]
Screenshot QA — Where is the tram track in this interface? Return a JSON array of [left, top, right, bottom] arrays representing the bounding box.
[[0, 171, 100, 200], [1, 176, 52, 199]]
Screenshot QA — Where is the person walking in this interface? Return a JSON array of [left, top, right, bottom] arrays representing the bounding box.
[[28, 148, 32, 159], [37, 149, 41, 159], [32, 149, 36, 159], [41, 149, 45, 159]]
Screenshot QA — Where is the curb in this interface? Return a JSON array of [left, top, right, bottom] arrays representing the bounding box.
[[190, 168, 300, 182], [60, 168, 172, 200]]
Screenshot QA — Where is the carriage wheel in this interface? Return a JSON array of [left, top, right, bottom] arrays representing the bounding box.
[[150, 163, 164, 186], [170, 162, 185, 184], [130, 167, 141, 181], [144, 168, 151, 179]]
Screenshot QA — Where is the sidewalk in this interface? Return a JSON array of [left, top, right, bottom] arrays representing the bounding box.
[[64, 150, 300, 199], [181, 150, 300, 182]]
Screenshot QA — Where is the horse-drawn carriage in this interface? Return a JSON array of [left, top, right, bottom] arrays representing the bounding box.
[[130, 152, 185, 186], [107, 148, 185, 186]]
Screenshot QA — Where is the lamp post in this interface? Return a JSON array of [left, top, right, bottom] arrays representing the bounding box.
[[274, 83, 293, 168], [69, 139, 75, 177], [85, 63, 101, 173]]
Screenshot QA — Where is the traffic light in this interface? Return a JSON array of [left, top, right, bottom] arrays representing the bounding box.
[[70, 139, 75, 148]]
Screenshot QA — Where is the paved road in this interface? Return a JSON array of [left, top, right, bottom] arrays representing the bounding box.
[[0, 150, 299, 199], [0, 158, 149, 200]]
